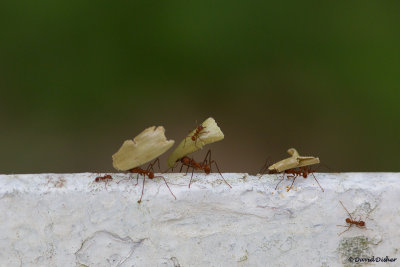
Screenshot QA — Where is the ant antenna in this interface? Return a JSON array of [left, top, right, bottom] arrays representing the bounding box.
[[258, 157, 272, 177], [339, 200, 353, 220]]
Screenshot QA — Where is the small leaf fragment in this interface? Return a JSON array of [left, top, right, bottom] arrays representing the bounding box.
[[112, 126, 174, 171], [167, 117, 224, 168], [268, 157, 299, 173], [268, 148, 320, 172], [296, 157, 320, 168]]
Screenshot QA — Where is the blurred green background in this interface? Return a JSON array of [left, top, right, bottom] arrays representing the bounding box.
[[0, 1, 399, 173]]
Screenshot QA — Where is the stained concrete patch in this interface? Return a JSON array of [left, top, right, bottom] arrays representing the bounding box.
[[338, 235, 384, 267], [75, 231, 144, 267]]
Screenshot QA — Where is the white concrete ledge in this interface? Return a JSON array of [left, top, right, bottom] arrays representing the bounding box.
[[0, 173, 399, 266]]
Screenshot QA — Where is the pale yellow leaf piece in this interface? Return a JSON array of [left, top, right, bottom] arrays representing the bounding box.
[[167, 117, 224, 168], [268, 148, 320, 172], [296, 157, 320, 168], [112, 126, 174, 171], [268, 157, 299, 173], [288, 147, 320, 167]]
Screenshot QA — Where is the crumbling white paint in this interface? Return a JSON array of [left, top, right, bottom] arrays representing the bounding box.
[[0, 173, 399, 266]]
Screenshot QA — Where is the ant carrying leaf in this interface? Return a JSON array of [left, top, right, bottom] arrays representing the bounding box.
[[259, 148, 323, 192], [112, 126, 176, 203], [126, 158, 176, 203], [167, 117, 224, 168], [175, 149, 231, 188]]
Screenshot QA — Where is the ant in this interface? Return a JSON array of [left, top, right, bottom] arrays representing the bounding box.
[[175, 149, 232, 189], [280, 166, 324, 192], [337, 200, 367, 236], [121, 158, 176, 203], [259, 162, 323, 192], [94, 174, 113, 190], [183, 124, 208, 148]]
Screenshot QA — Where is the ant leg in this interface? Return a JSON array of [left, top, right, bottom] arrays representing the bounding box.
[[287, 174, 297, 191], [200, 149, 213, 173], [138, 175, 146, 204], [149, 158, 161, 172], [210, 160, 232, 188], [171, 161, 179, 173], [184, 164, 190, 176], [311, 172, 324, 192], [202, 149, 212, 166], [275, 173, 285, 190], [146, 160, 155, 172], [172, 161, 179, 172], [134, 174, 139, 186], [339, 201, 354, 221], [145, 163, 151, 172], [338, 225, 352, 236], [179, 162, 184, 173], [188, 167, 195, 188]]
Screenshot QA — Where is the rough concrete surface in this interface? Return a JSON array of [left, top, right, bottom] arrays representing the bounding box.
[[0, 172, 399, 266]]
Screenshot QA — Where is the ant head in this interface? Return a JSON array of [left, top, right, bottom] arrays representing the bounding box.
[[95, 177, 100, 182], [148, 172, 154, 179], [345, 218, 351, 223], [204, 165, 211, 174], [359, 221, 365, 227], [191, 136, 196, 141]]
